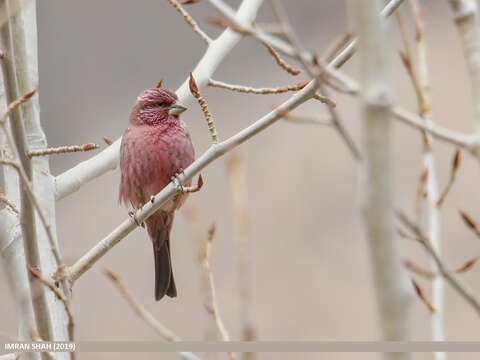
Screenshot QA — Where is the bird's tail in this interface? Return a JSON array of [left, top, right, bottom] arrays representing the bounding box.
[[147, 212, 177, 301], [153, 238, 177, 300]]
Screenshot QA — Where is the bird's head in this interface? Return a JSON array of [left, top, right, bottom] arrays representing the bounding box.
[[131, 88, 187, 126]]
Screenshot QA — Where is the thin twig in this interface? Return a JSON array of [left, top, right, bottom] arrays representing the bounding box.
[[404, 259, 435, 279], [411, 278, 437, 313], [396, 210, 480, 316], [104, 269, 201, 360], [415, 168, 428, 223], [190, 73, 219, 143], [28, 143, 99, 157], [28, 266, 74, 345], [323, 32, 353, 64], [262, 41, 301, 75], [312, 93, 337, 108], [167, 0, 212, 44], [0, 87, 36, 124], [225, 152, 256, 347], [458, 209, 480, 238], [0, 157, 61, 266], [65, 79, 320, 284], [207, 0, 359, 94], [437, 149, 461, 207], [200, 223, 236, 360], [391, 107, 474, 149], [208, 78, 307, 95], [0, 188, 18, 213], [278, 110, 332, 126]]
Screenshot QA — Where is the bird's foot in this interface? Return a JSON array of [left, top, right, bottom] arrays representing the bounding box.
[[128, 210, 145, 228], [171, 170, 204, 194]]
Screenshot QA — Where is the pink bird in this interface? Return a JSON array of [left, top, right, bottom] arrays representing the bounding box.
[[119, 86, 194, 300]]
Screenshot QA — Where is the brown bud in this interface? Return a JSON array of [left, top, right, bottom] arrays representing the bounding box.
[[207, 221, 216, 241], [456, 257, 478, 273], [103, 136, 113, 145], [189, 73, 199, 97], [399, 50, 411, 69], [104, 268, 119, 282], [83, 143, 98, 151], [156, 79, 163, 88], [453, 149, 461, 171], [459, 209, 477, 231]]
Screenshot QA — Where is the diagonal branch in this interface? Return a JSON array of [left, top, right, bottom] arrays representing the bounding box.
[[65, 78, 320, 285], [55, 0, 265, 201], [396, 211, 480, 316], [54, 0, 403, 201], [168, 0, 212, 44]]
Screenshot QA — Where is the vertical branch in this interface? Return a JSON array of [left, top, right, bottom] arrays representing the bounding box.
[[407, 1, 446, 357], [225, 152, 255, 360], [0, 0, 70, 354], [448, 0, 480, 137], [349, 0, 412, 357], [182, 205, 218, 341], [0, 208, 40, 360]]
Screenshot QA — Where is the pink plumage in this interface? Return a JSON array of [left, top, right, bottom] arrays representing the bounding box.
[[119, 87, 194, 300]]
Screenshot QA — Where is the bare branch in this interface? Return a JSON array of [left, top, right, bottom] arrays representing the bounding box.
[[200, 223, 235, 360], [411, 278, 437, 313], [190, 73, 218, 143], [167, 0, 212, 44], [28, 266, 74, 343], [55, 0, 264, 200], [437, 149, 461, 207], [28, 143, 99, 158], [458, 209, 480, 238], [0, 87, 37, 124], [65, 78, 320, 285], [396, 210, 480, 316], [209, 78, 307, 95], [104, 269, 201, 360], [262, 41, 301, 75]]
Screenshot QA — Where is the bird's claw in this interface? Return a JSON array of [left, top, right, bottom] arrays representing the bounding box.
[[171, 170, 186, 193], [128, 210, 145, 228], [171, 171, 203, 194]]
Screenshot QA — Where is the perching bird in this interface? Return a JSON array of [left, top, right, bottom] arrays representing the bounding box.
[[119, 85, 194, 301]]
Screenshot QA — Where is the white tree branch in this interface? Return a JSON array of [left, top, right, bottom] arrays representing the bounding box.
[[0, 208, 39, 360], [448, 0, 480, 134], [54, 0, 264, 200], [0, 0, 70, 356], [350, 0, 412, 355], [65, 78, 320, 284]]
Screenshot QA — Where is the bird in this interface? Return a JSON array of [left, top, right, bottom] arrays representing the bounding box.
[[119, 83, 195, 301]]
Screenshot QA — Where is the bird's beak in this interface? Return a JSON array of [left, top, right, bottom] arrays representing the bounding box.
[[168, 102, 187, 116]]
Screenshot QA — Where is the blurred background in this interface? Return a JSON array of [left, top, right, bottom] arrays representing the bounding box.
[[1, 0, 480, 359]]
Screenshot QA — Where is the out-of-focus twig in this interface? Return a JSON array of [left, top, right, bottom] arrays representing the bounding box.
[[0, 188, 18, 213], [28, 266, 74, 345], [437, 149, 461, 207], [262, 41, 301, 75], [200, 223, 236, 360], [396, 210, 480, 316], [168, 0, 212, 44], [411, 278, 437, 313], [459, 209, 480, 238], [104, 269, 201, 360], [226, 152, 256, 352]]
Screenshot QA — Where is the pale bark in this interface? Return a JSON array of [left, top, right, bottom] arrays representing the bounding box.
[[349, 1, 412, 358]]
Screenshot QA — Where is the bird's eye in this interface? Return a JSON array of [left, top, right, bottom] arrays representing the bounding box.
[[156, 102, 167, 107]]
